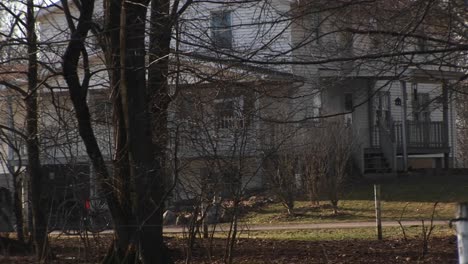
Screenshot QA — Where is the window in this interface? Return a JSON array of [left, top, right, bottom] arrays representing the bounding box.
[[417, 37, 427, 52], [211, 10, 232, 49], [340, 31, 354, 54], [311, 11, 321, 44], [412, 92, 431, 121], [214, 96, 244, 129], [221, 167, 241, 197], [89, 16, 104, 52], [374, 91, 391, 125], [368, 18, 378, 46], [92, 101, 112, 125], [413, 111, 431, 122], [412, 83, 418, 101], [344, 93, 353, 111]]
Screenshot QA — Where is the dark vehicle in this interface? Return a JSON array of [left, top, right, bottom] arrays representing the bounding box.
[[0, 187, 14, 232]]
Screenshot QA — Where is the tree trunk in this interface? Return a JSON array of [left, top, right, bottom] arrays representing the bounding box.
[[25, 0, 48, 259], [63, 0, 174, 262], [62, 0, 133, 262]]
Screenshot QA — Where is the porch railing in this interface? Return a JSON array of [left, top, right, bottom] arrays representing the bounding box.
[[217, 116, 245, 129], [371, 121, 447, 149], [394, 121, 446, 148]]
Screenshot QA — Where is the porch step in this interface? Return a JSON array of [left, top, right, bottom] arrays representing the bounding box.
[[364, 153, 392, 174]]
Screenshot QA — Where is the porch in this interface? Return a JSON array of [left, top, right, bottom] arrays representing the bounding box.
[[370, 121, 449, 155], [364, 120, 449, 174]]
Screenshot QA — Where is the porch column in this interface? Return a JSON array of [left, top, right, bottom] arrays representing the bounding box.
[[442, 81, 450, 169], [400, 81, 408, 172], [367, 79, 374, 147]]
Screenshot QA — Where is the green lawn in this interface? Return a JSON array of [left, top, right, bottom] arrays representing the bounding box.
[[236, 225, 454, 241], [242, 173, 468, 225], [242, 200, 456, 224], [168, 226, 454, 241]]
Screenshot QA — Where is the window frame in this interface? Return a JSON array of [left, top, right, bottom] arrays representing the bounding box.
[[211, 10, 233, 49], [344, 93, 353, 112], [213, 96, 245, 129]]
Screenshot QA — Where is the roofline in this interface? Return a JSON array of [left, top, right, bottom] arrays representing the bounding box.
[[180, 51, 304, 82], [37, 0, 76, 20]]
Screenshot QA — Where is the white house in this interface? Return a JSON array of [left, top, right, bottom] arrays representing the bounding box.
[[0, 0, 464, 204], [172, 0, 463, 181]]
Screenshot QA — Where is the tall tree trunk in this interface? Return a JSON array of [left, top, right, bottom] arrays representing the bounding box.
[[25, 0, 48, 259], [61, 0, 131, 262], [102, 0, 135, 259], [119, 1, 172, 262], [137, 0, 172, 262], [63, 0, 175, 262]]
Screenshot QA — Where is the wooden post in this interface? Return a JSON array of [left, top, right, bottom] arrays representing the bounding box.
[[374, 184, 382, 240], [456, 203, 468, 264]]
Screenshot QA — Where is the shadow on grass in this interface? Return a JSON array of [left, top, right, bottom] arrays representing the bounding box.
[[345, 172, 468, 203]]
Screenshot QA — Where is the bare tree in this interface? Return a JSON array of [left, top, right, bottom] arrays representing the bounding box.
[[301, 120, 357, 214], [0, 0, 50, 259], [0, 0, 466, 263], [266, 151, 299, 215]]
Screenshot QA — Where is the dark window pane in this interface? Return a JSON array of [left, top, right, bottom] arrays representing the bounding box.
[[211, 11, 232, 48], [344, 93, 353, 111]]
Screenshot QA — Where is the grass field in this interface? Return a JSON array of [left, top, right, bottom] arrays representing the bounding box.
[[167, 225, 455, 241], [242, 172, 468, 225], [236, 225, 455, 241]]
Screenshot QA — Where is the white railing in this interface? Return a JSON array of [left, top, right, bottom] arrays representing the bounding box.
[[217, 116, 245, 129]]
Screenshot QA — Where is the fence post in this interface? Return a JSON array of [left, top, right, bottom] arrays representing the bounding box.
[[374, 184, 382, 240], [456, 203, 468, 264]]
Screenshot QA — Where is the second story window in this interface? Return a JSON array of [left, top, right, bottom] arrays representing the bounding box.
[[341, 31, 354, 54], [92, 100, 112, 125], [211, 10, 233, 49], [344, 93, 353, 111], [311, 11, 321, 44]]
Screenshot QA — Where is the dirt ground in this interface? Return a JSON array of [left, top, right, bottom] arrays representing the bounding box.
[[170, 237, 458, 264], [0, 234, 458, 264]]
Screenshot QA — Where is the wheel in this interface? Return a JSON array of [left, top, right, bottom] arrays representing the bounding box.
[[87, 213, 111, 233], [86, 201, 111, 233], [55, 200, 83, 235]]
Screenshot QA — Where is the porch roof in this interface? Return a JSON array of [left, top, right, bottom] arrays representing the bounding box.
[[401, 68, 465, 83], [317, 67, 464, 83]]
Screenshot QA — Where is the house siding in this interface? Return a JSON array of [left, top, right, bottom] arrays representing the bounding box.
[[1, 0, 461, 197], [179, 0, 293, 73]]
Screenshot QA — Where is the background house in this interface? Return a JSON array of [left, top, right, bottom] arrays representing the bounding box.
[[171, 0, 462, 186], [0, 0, 464, 208]]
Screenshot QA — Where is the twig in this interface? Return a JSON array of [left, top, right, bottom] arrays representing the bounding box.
[[396, 202, 410, 242]]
